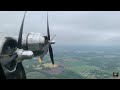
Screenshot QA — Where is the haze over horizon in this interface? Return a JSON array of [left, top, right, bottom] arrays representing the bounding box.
[[0, 11, 120, 46], [0, 11, 119, 79]]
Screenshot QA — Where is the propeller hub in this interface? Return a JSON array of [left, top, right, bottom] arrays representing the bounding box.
[[50, 40, 55, 44]]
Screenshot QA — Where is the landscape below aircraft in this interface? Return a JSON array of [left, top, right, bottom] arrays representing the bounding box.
[[0, 12, 56, 79]]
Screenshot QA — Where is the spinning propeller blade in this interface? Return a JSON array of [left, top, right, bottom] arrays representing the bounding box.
[[47, 12, 55, 65], [10, 11, 27, 61], [8, 11, 27, 79], [39, 12, 55, 65], [18, 11, 27, 49]]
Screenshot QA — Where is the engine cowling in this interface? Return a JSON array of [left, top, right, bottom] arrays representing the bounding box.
[[21, 33, 46, 56]]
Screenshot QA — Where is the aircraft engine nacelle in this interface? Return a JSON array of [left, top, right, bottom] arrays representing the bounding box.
[[22, 33, 46, 55]]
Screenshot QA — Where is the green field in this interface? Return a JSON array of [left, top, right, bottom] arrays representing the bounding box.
[[23, 46, 120, 79]]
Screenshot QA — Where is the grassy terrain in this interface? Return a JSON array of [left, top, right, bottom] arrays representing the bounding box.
[[23, 46, 120, 79]]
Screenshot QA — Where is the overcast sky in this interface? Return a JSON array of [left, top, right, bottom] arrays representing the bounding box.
[[0, 11, 120, 46]]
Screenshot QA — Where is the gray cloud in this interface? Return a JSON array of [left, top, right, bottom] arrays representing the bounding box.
[[0, 11, 120, 46]]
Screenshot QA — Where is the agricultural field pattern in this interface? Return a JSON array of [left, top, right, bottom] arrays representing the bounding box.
[[23, 45, 120, 79]]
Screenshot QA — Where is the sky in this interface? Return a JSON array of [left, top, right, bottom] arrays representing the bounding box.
[[0, 11, 120, 46]]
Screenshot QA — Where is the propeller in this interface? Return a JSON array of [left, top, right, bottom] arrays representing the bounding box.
[[16, 11, 27, 79], [18, 11, 27, 49], [8, 11, 27, 79], [10, 11, 27, 59], [47, 12, 55, 65], [39, 12, 55, 65]]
